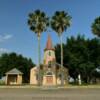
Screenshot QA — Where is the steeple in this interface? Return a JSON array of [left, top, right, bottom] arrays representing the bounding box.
[[45, 35, 55, 51], [43, 34, 56, 65]]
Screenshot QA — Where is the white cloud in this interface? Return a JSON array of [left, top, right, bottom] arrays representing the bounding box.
[[0, 34, 13, 43], [0, 48, 8, 53], [3, 34, 13, 40]]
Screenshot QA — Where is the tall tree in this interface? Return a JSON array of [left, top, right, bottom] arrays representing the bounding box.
[[91, 16, 100, 37], [28, 10, 49, 85], [51, 11, 71, 85]]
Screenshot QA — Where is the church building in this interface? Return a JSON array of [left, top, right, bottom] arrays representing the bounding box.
[[30, 35, 68, 86]]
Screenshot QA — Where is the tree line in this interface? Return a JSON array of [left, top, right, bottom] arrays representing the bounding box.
[[0, 35, 99, 84], [55, 35, 100, 84]]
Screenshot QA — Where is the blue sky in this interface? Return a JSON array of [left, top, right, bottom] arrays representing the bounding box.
[[0, 0, 100, 64]]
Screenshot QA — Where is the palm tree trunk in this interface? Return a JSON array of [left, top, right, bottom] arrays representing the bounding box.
[[60, 35, 64, 85], [38, 36, 41, 86]]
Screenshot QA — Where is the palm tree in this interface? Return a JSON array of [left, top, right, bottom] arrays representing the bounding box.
[[28, 10, 49, 85], [91, 16, 100, 37], [51, 11, 71, 85]]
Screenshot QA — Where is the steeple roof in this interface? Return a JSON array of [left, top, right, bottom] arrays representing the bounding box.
[[45, 35, 55, 51]]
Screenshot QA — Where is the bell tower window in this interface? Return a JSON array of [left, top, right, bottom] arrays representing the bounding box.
[[48, 51, 51, 56]]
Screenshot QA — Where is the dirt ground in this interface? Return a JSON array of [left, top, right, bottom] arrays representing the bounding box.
[[0, 88, 100, 100]]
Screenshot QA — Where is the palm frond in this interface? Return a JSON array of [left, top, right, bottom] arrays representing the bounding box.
[[51, 11, 71, 34], [28, 10, 49, 35]]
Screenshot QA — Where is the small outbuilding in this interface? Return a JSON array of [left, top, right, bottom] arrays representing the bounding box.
[[5, 68, 23, 85]]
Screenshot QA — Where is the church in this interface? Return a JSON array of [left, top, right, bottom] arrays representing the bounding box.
[[30, 35, 68, 86]]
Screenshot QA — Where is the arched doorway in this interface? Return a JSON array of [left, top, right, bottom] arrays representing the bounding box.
[[45, 71, 53, 85]]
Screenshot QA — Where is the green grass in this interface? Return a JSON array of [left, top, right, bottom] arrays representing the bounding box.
[[0, 81, 5, 85]]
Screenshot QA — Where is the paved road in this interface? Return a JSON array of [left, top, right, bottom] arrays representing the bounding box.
[[0, 88, 100, 100]]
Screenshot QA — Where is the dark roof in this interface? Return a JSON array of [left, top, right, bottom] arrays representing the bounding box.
[[6, 68, 23, 75]]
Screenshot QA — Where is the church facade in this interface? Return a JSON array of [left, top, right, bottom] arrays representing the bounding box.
[[30, 35, 68, 86]]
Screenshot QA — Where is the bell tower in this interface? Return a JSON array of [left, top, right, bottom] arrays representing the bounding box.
[[43, 35, 56, 65], [43, 35, 57, 85]]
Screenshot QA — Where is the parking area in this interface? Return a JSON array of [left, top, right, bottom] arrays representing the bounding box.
[[0, 87, 100, 100]]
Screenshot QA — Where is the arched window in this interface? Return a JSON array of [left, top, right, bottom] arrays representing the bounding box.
[[48, 51, 51, 56], [46, 71, 53, 75]]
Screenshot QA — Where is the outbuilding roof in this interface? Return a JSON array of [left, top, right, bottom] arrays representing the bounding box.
[[6, 68, 23, 75]]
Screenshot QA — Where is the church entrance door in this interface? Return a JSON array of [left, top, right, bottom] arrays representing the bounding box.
[[46, 76, 53, 85], [45, 71, 53, 85]]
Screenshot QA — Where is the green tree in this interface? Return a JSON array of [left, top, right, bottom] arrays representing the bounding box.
[[0, 52, 35, 83], [55, 35, 100, 84], [28, 10, 49, 85], [51, 11, 71, 85], [91, 16, 100, 37]]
